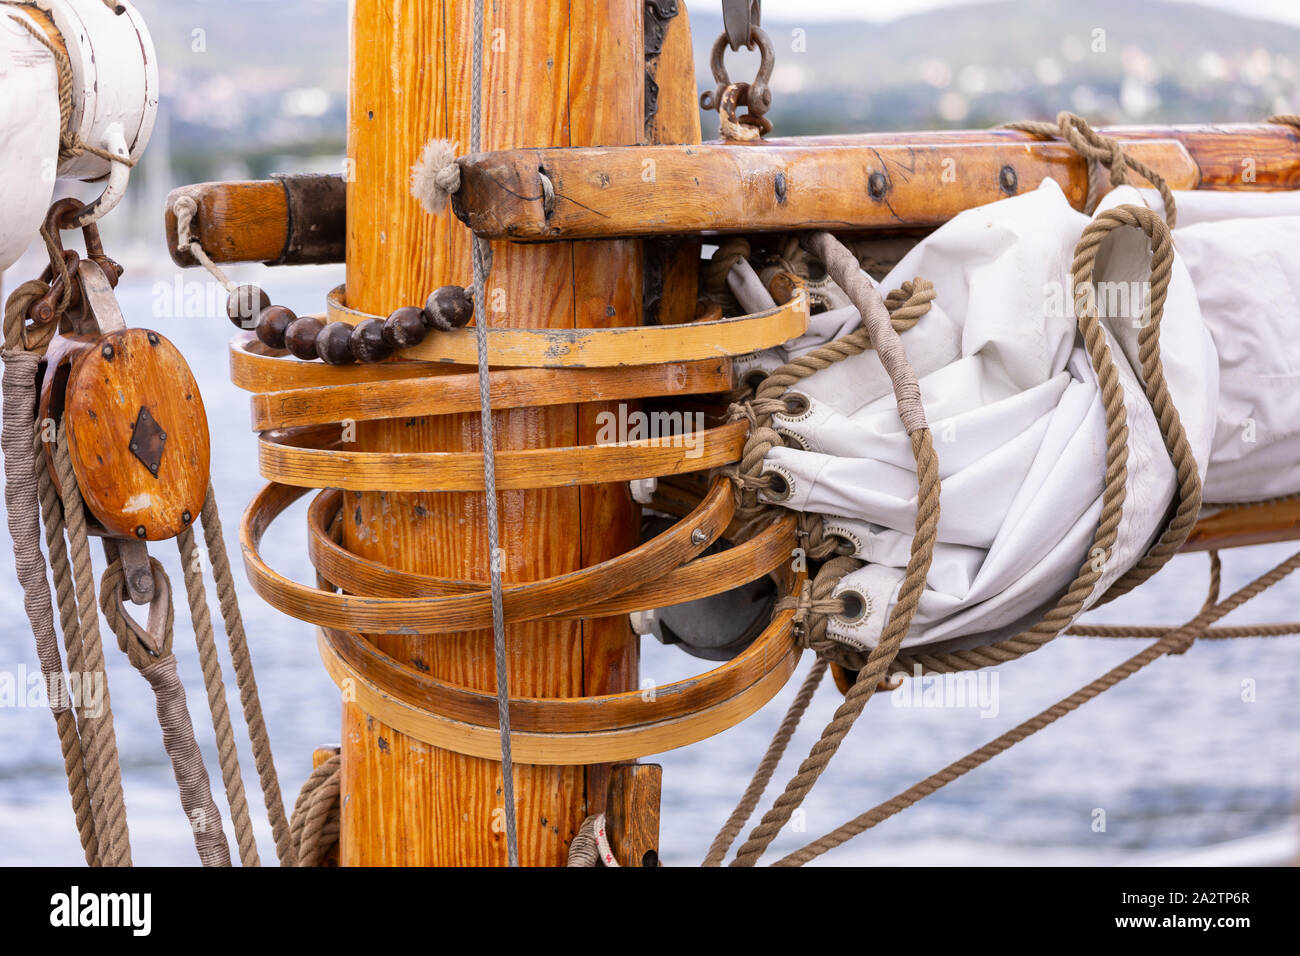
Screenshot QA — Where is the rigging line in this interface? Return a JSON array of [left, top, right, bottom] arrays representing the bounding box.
[[469, 0, 519, 868]]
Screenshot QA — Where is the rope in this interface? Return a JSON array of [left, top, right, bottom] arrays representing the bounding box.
[[702, 656, 827, 866], [52, 428, 132, 866], [729, 277, 936, 521], [12, 16, 136, 168], [35, 431, 100, 862], [99, 559, 232, 867], [4, 280, 57, 354], [1, 348, 98, 865], [774, 547, 1300, 865], [1003, 112, 1176, 227], [173, 196, 237, 293], [410, 139, 462, 215], [887, 204, 1197, 674], [290, 754, 341, 867], [176, 525, 260, 866], [729, 232, 941, 867], [196, 487, 296, 865], [462, 0, 518, 868], [721, 203, 1207, 864], [566, 813, 619, 867]]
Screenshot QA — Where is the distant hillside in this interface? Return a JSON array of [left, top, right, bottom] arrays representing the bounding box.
[[691, 0, 1300, 133], [126, 0, 1300, 178]]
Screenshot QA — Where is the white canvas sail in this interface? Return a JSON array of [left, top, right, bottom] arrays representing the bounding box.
[[732, 177, 1298, 652]]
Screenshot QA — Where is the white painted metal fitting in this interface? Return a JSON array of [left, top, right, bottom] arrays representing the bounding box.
[[0, 0, 156, 249]]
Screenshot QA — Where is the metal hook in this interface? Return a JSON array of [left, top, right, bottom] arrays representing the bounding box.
[[104, 555, 172, 659], [66, 123, 133, 229]]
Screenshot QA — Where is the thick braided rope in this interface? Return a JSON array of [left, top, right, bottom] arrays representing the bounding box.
[[729, 231, 940, 867], [566, 813, 618, 867], [730, 431, 939, 866], [12, 16, 137, 168], [702, 656, 828, 866], [786, 556, 874, 666], [775, 547, 1300, 865], [1081, 206, 1201, 604], [289, 755, 341, 867], [34, 431, 99, 862], [892, 204, 1196, 674], [176, 526, 260, 866], [1004, 112, 1177, 227], [702, 237, 751, 303], [2, 350, 97, 865], [53, 429, 131, 866], [197, 486, 295, 865], [731, 278, 935, 520], [99, 560, 232, 867], [4, 280, 57, 355]]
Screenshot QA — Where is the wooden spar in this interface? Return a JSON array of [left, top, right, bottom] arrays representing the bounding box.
[[453, 123, 1300, 240], [338, 0, 647, 866], [164, 175, 345, 267], [167, 123, 1300, 261]]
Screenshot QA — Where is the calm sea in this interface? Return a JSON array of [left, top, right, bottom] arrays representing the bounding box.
[[2, 263, 1296, 866]]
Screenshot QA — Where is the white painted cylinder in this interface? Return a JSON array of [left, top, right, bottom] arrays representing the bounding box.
[[0, 11, 60, 271], [0, 0, 157, 268]]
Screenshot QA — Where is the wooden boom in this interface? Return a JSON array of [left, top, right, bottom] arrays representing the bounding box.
[[452, 123, 1300, 239]]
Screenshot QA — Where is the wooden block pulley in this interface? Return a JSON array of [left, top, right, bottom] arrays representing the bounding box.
[[60, 327, 210, 541]]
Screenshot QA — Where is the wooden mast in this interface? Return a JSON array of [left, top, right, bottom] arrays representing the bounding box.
[[339, 0, 644, 865]]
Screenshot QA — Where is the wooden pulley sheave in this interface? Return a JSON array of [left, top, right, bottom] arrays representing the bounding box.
[[35, 198, 210, 546]]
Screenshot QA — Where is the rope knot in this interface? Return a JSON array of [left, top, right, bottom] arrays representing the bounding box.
[[411, 139, 463, 215]]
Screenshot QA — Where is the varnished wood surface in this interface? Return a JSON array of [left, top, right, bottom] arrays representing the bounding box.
[[317, 622, 801, 765], [256, 419, 748, 492], [646, 2, 702, 326], [1181, 498, 1300, 552], [229, 336, 441, 392], [322, 284, 809, 366], [605, 764, 662, 866], [305, 488, 796, 620], [338, 0, 647, 865], [63, 329, 209, 540], [453, 138, 1196, 239], [453, 123, 1300, 240], [247, 359, 731, 430], [765, 123, 1300, 190], [164, 181, 288, 266], [240, 478, 734, 634]]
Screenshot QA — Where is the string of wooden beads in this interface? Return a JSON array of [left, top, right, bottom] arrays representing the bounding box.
[[226, 284, 473, 365]]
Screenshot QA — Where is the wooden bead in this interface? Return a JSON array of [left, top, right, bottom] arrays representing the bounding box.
[[227, 285, 270, 330], [284, 316, 325, 361], [316, 321, 356, 365], [350, 318, 393, 363], [382, 306, 427, 349], [423, 285, 473, 331], [255, 305, 297, 350]]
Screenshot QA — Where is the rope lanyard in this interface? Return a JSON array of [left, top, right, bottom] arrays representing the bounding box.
[[467, 0, 520, 868]]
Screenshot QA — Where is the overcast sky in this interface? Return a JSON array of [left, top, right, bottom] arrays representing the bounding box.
[[756, 0, 1300, 28]]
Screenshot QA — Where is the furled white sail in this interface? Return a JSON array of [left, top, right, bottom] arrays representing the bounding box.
[[732, 177, 1291, 653]]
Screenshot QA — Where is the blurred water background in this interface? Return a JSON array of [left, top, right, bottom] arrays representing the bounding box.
[[2, 0, 1298, 865]]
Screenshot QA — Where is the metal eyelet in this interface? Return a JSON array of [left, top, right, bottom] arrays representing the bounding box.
[[782, 391, 810, 417], [834, 588, 871, 626], [762, 466, 794, 502]]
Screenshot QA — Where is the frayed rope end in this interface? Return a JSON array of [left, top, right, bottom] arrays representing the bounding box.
[[411, 139, 462, 215]]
